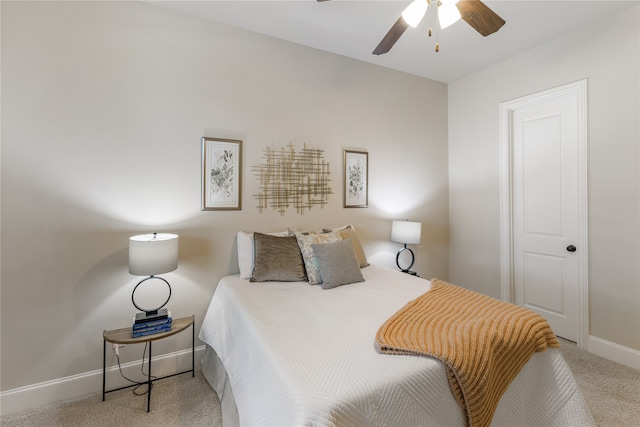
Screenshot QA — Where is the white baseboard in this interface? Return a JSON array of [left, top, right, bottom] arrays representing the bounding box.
[[0, 345, 206, 417], [587, 335, 640, 370]]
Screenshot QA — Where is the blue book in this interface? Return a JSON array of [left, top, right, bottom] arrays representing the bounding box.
[[134, 309, 170, 324], [132, 324, 172, 338], [133, 323, 172, 333], [132, 317, 172, 330]]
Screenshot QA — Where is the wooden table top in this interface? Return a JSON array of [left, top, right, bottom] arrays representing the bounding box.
[[103, 315, 194, 344]]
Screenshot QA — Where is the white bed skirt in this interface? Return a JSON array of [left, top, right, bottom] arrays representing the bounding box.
[[202, 344, 240, 427]]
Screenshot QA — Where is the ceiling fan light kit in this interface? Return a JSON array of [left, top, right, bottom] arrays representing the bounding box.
[[439, 1, 462, 29], [402, 0, 429, 28], [318, 0, 505, 56]]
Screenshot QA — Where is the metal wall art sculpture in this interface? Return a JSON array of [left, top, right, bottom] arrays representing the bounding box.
[[253, 143, 332, 215]]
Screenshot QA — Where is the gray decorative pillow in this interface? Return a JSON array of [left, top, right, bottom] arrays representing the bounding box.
[[322, 226, 369, 268], [312, 239, 365, 289], [294, 230, 341, 285], [251, 233, 307, 282]]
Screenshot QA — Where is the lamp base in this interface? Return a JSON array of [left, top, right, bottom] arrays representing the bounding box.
[[401, 270, 418, 276], [134, 308, 169, 324], [396, 246, 416, 275]]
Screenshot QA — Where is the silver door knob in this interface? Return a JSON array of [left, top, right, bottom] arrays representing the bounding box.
[[566, 245, 576, 252]]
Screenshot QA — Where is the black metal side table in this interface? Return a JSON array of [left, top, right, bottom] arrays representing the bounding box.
[[102, 315, 195, 412]]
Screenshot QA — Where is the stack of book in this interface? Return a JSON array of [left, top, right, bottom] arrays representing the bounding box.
[[132, 310, 172, 338]]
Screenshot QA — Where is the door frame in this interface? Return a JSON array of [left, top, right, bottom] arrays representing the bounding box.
[[498, 79, 589, 349]]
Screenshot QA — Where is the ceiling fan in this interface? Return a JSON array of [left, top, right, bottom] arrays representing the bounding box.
[[317, 0, 505, 55]]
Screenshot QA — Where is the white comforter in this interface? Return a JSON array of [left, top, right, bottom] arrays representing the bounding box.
[[199, 264, 594, 426]]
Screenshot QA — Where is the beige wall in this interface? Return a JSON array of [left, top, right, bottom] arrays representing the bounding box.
[[448, 7, 640, 351], [0, 1, 449, 391]]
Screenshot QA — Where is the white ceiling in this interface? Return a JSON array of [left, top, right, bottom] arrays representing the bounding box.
[[148, 0, 639, 83]]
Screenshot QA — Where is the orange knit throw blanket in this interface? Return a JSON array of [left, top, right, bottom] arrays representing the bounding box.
[[375, 279, 559, 427]]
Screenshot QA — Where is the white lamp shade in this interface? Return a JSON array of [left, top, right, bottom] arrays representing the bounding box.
[[391, 220, 422, 245], [439, 2, 462, 29], [129, 233, 179, 276], [402, 0, 428, 28]]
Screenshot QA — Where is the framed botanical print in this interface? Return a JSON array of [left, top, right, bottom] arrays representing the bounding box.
[[201, 137, 242, 210], [343, 150, 368, 208]]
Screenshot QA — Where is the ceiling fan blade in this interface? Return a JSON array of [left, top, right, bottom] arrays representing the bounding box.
[[372, 17, 409, 55], [456, 0, 505, 37]]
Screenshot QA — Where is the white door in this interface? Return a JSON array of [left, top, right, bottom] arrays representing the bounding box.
[[500, 81, 588, 345]]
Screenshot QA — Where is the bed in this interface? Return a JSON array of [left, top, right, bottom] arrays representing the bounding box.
[[198, 228, 595, 426]]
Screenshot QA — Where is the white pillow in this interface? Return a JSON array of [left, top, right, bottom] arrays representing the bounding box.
[[237, 230, 289, 279]]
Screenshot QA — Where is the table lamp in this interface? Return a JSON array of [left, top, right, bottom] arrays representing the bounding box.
[[129, 232, 179, 323], [390, 220, 422, 275]]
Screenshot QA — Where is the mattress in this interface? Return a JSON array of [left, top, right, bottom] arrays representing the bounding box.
[[199, 264, 594, 426]]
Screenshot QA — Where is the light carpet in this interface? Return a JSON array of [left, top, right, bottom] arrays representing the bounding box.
[[1, 339, 638, 426], [0, 372, 221, 427], [556, 338, 640, 426]]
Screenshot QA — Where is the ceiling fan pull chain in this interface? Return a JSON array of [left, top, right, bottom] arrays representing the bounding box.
[[428, 0, 433, 37]]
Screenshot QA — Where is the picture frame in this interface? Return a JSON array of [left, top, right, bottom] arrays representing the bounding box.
[[201, 137, 242, 210], [343, 150, 368, 208]]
